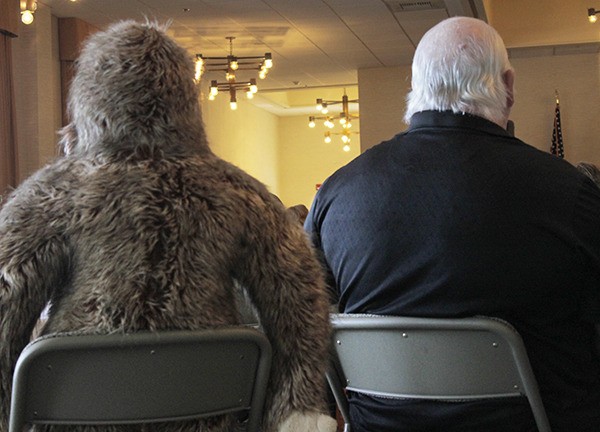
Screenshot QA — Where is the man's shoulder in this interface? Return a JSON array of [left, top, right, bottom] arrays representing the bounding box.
[[341, 134, 405, 169]]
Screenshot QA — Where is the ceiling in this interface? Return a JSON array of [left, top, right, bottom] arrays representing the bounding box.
[[37, 0, 600, 113]]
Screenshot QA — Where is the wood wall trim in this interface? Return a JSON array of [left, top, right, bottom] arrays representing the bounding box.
[[58, 17, 97, 61], [0, 0, 19, 37], [58, 17, 98, 125], [0, 34, 18, 196]]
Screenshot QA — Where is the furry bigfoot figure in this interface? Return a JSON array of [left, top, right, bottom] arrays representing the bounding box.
[[0, 21, 336, 432]]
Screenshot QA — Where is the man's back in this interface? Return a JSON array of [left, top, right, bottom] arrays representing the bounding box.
[[305, 111, 600, 431]]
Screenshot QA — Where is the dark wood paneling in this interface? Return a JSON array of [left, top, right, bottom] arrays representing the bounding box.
[[0, 0, 19, 37]]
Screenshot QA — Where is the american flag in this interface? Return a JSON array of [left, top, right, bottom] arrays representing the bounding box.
[[550, 96, 564, 158]]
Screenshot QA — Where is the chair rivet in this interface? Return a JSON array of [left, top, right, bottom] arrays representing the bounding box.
[[150, 350, 155, 355], [46, 364, 52, 370], [402, 333, 408, 338], [336, 340, 342, 345], [492, 342, 498, 348]]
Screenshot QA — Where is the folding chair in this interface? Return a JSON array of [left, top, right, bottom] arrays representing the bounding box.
[[10, 328, 272, 432], [327, 314, 551, 432]]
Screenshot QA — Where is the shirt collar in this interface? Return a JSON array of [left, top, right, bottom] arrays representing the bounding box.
[[408, 110, 512, 138]]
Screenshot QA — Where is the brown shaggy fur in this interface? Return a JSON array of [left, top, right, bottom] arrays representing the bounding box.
[[0, 21, 331, 432]]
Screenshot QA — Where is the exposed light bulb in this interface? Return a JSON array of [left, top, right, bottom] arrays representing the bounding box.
[[230, 101, 238, 110], [21, 10, 34, 25], [589, 8, 598, 23], [341, 134, 350, 144], [208, 93, 215, 101], [194, 56, 204, 82], [230, 59, 239, 70], [308, 117, 316, 128], [246, 90, 254, 99], [324, 135, 332, 144], [210, 81, 219, 96], [343, 144, 351, 152], [264, 53, 273, 68]]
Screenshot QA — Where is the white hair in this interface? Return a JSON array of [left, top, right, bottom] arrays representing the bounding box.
[[404, 17, 513, 125]]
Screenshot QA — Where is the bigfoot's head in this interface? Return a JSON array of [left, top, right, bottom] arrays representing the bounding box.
[[62, 20, 209, 159]]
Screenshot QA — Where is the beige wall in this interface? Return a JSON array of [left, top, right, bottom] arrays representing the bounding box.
[[484, 0, 599, 48], [510, 53, 600, 165], [358, 52, 600, 166], [11, 3, 61, 182], [358, 65, 411, 152], [200, 93, 281, 196], [278, 116, 360, 209]]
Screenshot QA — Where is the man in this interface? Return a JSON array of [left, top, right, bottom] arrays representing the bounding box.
[[305, 16, 600, 432], [0, 21, 336, 432]]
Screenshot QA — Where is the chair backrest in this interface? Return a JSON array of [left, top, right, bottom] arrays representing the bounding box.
[[10, 328, 272, 432], [327, 314, 551, 432]]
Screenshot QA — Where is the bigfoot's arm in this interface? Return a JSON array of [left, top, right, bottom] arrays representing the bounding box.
[[0, 176, 70, 432], [234, 201, 335, 432]]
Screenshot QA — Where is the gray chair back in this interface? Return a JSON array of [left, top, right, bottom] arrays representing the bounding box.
[[327, 314, 551, 432], [10, 328, 271, 432]]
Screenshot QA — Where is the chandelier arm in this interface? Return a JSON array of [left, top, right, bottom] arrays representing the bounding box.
[[215, 82, 254, 90], [199, 57, 232, 61], [236, 56, 269, 60], [235, 66, 265, 71]]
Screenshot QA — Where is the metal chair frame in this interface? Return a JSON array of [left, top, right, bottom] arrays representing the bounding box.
[[10, 328, 272, 432], [327, 314, 551, 432]]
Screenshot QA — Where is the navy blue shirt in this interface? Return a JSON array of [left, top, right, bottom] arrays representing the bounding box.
[[305, 111, 600, 432]]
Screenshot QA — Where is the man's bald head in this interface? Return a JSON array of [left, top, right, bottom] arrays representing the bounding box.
[[405, 17, 514, 128]]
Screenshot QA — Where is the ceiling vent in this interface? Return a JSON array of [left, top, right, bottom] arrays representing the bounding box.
[[383, 1, 446, 13]]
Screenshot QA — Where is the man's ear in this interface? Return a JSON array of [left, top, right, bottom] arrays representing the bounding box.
[[503, 69, 515, 109]]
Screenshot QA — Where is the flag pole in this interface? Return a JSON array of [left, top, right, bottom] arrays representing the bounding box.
[[551, 90, 564, 159]]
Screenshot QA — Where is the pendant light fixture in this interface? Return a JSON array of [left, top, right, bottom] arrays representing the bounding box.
[[195, 37, 273, 110]]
